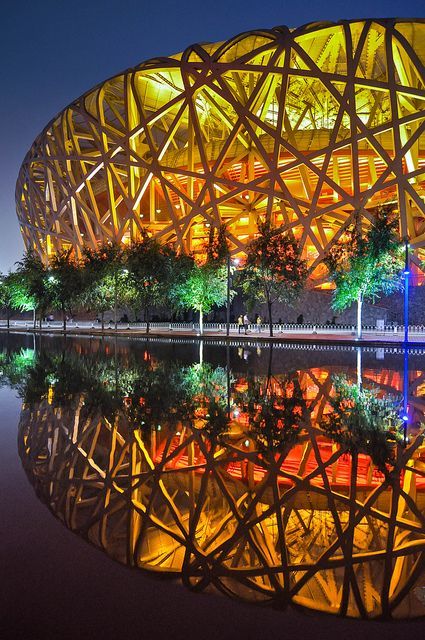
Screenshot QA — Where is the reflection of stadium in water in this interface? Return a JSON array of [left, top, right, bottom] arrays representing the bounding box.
[[7, 336, 425, 619]]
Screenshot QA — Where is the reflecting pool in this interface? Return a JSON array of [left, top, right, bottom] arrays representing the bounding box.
[[2, 333, 425, 621]]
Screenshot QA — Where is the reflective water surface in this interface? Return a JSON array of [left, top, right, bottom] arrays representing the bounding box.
[[2, 333, 425, 621]]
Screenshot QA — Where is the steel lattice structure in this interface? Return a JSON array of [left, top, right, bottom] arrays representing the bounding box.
[[19, 365, 425, 619], [15, 19, 425, 281]]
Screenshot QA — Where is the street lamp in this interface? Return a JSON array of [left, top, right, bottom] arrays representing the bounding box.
[[226, 256, 239, 337]]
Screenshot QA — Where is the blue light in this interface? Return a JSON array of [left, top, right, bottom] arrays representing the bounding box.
[[402, 415, 409, 422], [404, 269, 410, 275]]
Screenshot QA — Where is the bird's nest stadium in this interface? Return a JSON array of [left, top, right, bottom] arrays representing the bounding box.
[[16, 18, 425, 284]]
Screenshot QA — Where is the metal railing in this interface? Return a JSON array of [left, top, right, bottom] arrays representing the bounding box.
[[2, 319, 425, 338]]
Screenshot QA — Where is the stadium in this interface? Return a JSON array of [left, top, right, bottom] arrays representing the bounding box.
[[16, 19, 425, 284]]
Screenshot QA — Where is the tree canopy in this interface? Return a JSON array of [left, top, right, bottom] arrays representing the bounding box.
[[169, 226, 233, 334], [325, 206, 404, 338], [0, 272, 35, 326], [238, 221, 308, 336], [14, 251, 50, 326], [48, 250, 83, 330], [125, 233, 174, 331], [81, 243, 132, 329]]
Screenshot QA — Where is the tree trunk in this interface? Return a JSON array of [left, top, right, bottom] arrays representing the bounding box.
[[114, 337, 118, 392], [226, 255, 231, 337], [33, 308, 36, 329], [39, 315, 42, 331], [267, 300, 273, 337], [62, 303, 67, 332], [356, 292, 363, 340], [101, 310, 105, 332], [145, 306, 150, 334], [114, 272, 118, 331], [199, 307, 203, 335], [7, 309, 10, 330]]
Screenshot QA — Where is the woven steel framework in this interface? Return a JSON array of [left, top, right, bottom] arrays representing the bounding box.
[[16, 19, 425, 281], [19, 363, 425, 619]]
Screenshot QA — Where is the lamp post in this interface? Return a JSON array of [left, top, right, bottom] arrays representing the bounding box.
[[403, 238, 410, 345], [226, 256, 239, 337]]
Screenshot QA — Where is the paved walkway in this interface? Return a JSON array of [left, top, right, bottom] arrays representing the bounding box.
[[1, 321, 425, 348]]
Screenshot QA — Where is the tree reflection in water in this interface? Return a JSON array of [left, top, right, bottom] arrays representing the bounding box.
[[322, 375, 403, 474], [3, 339, 425, 620]]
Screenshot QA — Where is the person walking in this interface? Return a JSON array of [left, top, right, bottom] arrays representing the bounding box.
[[237, 314, 244, 334], [243, 313, 250, 334], [256, 314, 262, 333]]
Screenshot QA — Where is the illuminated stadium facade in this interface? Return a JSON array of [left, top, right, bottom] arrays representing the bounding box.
[[16, 19, 425, 283]]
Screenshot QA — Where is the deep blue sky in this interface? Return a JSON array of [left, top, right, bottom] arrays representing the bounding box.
[[1, 0, 424, 272]]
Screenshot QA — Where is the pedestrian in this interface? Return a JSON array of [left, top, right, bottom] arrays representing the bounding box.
[[237, 314, 244, 334], [256, 314, 262, 333], [243, 313, 250, 334]]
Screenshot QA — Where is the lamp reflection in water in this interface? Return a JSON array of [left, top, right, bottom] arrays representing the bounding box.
[[10, 342, 425, 619]]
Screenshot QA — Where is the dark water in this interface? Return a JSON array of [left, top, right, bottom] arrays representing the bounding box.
[[2, 332, 425, 639]]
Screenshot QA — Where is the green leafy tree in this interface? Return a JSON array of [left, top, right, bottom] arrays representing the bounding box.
[[82, 244, 132, 330], [325, 206, 404, 339], [165, 251, 194, 320], [172, 262, 229, 334], [48, 251, 84, 331], [169, 227, 233, 334], [7, 272, 38, 322], [126, 233, 172, 333], [81, 247, 116, 331], [205, 224, 229, 265], [0, 274, 15, 329], [0, 272, 36, 328], [238, 221, 308, 336], [15, 251, 50, 328]]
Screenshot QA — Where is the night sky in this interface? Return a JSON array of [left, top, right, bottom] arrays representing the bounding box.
[[1, 0, 424, 273]]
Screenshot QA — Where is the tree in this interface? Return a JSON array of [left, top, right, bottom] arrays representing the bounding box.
[[0, 274, 15, 329], [325, 206, 404, 339], [171, 262, 228, 334], [321, 375, 403, 473], [15, 251, 50, 328], [238, 221, 308, 336], [125, 233, 171, 333], [81, 246, 115, 331], [48, 251, 83, 331], [81, 244, 131, 331], [0, 272, 37, 329], [205, 223, 229, 265], [169, 227, 233, 335]]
